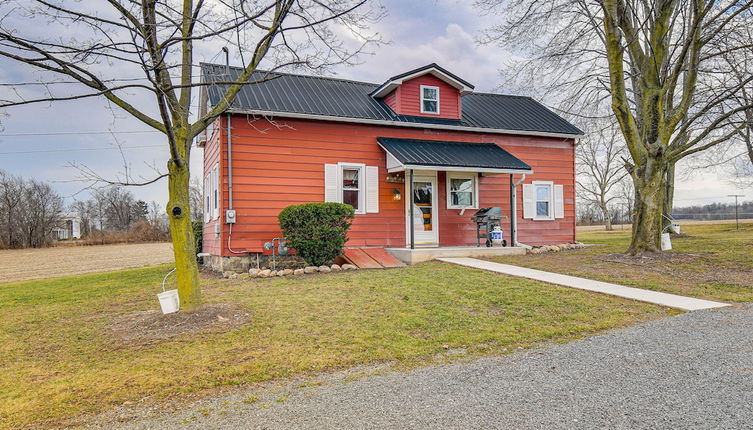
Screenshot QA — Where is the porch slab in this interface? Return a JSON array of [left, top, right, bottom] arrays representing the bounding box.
[[437, 257, 730, 311], [386, 246, 525, 265]]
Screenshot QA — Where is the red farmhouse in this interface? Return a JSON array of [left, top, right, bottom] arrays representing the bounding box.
[[198, 63, 583, 270]]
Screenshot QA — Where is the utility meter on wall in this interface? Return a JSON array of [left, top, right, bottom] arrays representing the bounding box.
[[225, 209, 236, 224]]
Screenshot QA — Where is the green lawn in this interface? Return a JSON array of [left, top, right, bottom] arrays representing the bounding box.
[[489, 223, 753, 302], [0, 261, 669, 428]]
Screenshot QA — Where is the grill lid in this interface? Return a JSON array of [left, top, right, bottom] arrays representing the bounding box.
[[473, 207, 503, 220]]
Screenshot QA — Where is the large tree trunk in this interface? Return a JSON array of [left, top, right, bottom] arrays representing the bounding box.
[[166, 140, 201, 311], [600, 202, 613, 231], [628, 159, 668, 254], [662, 161, 676, 229]]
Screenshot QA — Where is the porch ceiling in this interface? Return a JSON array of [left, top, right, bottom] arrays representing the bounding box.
[[377, 137, 533, 174]]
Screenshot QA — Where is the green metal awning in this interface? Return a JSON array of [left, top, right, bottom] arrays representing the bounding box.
[[377, 137, 533, 174]]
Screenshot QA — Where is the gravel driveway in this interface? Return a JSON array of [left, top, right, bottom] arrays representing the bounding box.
[[89, 304, 753, 430]]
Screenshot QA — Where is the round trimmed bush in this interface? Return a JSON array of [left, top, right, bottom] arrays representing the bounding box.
[[278, 202, 355, 267]]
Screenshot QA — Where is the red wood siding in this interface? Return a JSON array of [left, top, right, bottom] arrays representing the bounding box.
[[383, 74, 461, 119], [207, 115, 575, 256], [383, 86, 399, 112], [201, 118, 222, 255]]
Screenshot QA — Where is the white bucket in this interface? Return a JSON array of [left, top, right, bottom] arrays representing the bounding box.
[[669, 223, 681, 234], [661, 233, 672, 251], [157, 289, 180, 314]]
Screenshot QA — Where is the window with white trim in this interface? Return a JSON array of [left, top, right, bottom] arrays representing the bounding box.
[[420, 85, 440, 114], [339, 163, 365, 214], [204, 173, 211, 222], [534, 181, 553, 220], [324, 163, 379, 214], [446, 173, 478, 209], [212, 164, 220, 220]]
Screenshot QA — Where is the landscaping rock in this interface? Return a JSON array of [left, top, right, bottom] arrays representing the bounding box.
[[249, 268, 261, 277], [277, 270, 286, 277], [282, 269, 294, 276], [222, 271, 233, 278], [293, 269, 305, 276], [258, 269, 272, 278], [228, 273, 238, 279], [342, 264, 358, 270], [318, 265, 332, 273], [331, 264, 342, 271], [237, 273, 250, 280], [304, 266, 319, 274]]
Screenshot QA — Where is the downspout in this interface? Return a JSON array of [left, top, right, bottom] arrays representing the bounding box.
[[224, 47, 233, 212], [223, 47, 245, 255], [510, 173, 530, 249], [409, 169, 415, 250], [227, 113, 233, 211]]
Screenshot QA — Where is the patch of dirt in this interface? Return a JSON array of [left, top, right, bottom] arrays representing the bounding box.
[[108, 303, 251, 346], [597, 252, 708, 266]]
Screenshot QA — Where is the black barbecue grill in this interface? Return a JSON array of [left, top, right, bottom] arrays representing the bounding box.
[[473, 207, 508, 247]]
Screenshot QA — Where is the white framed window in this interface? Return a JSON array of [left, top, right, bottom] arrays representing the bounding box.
[[204, 173, 211, 223], [420, 85, 440, 114], [212, 164, 220, 220], [339, 162, 365, 214], [324, 163, 379, 214], [533, 181, 553, 220], [446, 173, 478, 209]]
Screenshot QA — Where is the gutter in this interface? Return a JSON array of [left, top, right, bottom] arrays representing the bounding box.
[[226, 108, 585, 140]]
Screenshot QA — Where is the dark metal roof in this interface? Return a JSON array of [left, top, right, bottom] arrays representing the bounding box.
[[377, 137, 532, 172], [201, 63, 582, 136]]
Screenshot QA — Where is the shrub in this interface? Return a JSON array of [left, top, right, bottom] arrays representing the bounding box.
[[192, 220, 203, 259], [278, 202, 355, 266]]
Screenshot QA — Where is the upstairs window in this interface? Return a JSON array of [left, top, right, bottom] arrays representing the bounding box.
[[420, 85, 440, 114]]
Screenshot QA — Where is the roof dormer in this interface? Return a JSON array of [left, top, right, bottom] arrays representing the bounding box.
[[371, 64, 474, 120]]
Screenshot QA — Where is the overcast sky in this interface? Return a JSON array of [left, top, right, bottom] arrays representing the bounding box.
[[0, 0, 747, 209]]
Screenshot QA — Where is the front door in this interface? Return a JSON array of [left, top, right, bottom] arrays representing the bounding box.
[[406, 174, 438, 246]]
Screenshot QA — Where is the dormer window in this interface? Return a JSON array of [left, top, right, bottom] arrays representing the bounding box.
[[420, 85, 440, 114]]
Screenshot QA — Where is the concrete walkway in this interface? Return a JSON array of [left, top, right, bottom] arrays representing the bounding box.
[[437, 257, 729, 311]]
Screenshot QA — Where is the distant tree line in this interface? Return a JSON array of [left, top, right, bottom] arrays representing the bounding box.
[[672, 201, 753, 221], [1, 168, 173, 249], [72, 186, 170, 244], [0, 169, 63, 248]]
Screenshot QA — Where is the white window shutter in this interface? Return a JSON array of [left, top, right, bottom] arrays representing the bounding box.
[[365, 166, 379, 213], [554, 184, 565, 219], [324, 164, 339, 202], [522, 184, 535, 219]]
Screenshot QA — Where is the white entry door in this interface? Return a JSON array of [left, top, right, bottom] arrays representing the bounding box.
[[406, 174, 438, 246]]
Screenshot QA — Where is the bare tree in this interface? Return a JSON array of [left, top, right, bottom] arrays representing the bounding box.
[[189, 176, 203, 222], [576, 119, 628, 230], [0, 1, 381, 310], [92, 186, 138, 231], [479, 0, 753, 254], [0, 170, 23, 248], [148, 200, 169, 233], [71, 199, 98, 238], [16, 179, 63, 248]]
